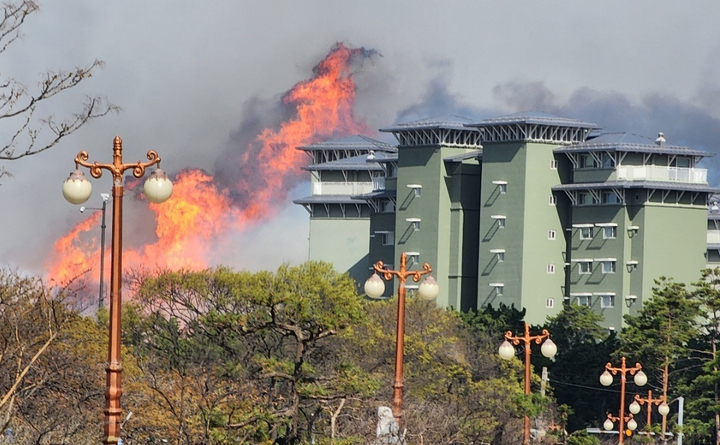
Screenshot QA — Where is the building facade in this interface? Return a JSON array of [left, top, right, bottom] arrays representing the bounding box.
[[295, 112, 718, 328]]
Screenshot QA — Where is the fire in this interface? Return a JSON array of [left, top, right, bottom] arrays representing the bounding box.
[[48, 43, 374, 284], [49, 211, 103, 285], [237, 43, 371, 220]]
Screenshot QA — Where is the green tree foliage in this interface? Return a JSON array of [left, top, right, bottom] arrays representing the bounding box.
[[670, 268, 720, 444], [543, 305, 619, 432], [619, 278, 702, 404], [123, 263, 372, 444]]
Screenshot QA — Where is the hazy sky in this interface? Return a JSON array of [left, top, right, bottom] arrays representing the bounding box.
[[3, 1, 720, 276]]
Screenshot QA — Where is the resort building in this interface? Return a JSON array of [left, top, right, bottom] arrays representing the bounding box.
[[295, 112, 718, 328]]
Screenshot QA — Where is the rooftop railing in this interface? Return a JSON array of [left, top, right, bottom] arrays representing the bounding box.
[[617, 165, 707, 184]]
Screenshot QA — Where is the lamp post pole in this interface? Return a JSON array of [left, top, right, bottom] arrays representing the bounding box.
[[366, 252, 438, 426], [600, 357, 647, 445], [631, 390, 668, 438], [63, 136, 172, 444], [82, 193, 110, 312], [499, 323, 556, 445]]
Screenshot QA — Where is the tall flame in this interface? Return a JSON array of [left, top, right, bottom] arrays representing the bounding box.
[[48, 43, 374, 284]]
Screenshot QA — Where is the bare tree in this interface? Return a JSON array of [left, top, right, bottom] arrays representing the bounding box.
[[0, 1, 117, 181]]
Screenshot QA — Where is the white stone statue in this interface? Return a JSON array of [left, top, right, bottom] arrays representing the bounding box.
[[374, 406, 405, 445]]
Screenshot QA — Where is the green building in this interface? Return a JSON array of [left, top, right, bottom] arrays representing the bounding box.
[[295, 112, 718, 328]]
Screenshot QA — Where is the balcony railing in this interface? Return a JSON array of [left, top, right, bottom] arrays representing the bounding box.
[[708, 231, 720, 244], [373, 177, 386, 191], [312, 181, 375, 196], [617, 165, 707, 184]]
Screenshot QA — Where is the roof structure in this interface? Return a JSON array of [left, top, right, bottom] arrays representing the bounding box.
[[293, 195, 363, 205], [467, 111, 599, 129], [297, 135, 396, 153], [352, 189, 396, 200], [552, 180, 720, 194], [555, 132, 714, 157], [302, 153, 386, 171], [444, 149, 483, 163], [380, 114, 480, 132]]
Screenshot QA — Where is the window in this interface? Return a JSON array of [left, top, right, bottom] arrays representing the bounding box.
[[602, 191, 620, 204], [547, 264, 555, 274], [407, 253, 420, 265], [497, 252, 505, 262], [387, 164, 398, 178], [499, 183, 507, 194], [602, 153, 614, 168], [498, 219, 506, 228], [579, 261, 592, 274], [491, 284, 504, 296], [577, 295, 592, 307], [601, 261, 616, 274], [548, 230, 557, 240], [579, 154, 599, 169], [580, 227, 594, 240], [549, 195, 557, 205], [546, 298, 555, 309], [603, 226, 617, 239], [406, 218, 421, 231], [380, 200, 395, 213], [381, 232, 394, 246], [577, 192, 597, 205], [550, 160, 558, 170], [600, 294, 615, 308]]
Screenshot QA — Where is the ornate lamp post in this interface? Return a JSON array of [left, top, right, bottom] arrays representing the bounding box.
[[629, 389, 669, 438], [498, 323, 557, 445], [62, 136, 173, 445], [599, 357, 648, 445], [364, 252, 440, 426]]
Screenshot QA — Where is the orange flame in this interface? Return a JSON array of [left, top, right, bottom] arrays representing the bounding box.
[[48, 43, 373, 285], [49, 211, 102, 284]]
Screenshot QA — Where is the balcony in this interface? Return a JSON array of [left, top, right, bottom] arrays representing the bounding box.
[[312, 181, 376, 196], [373, 176, 386, 191], [708, 231, 720, 244], [617, 165, 707, 184]]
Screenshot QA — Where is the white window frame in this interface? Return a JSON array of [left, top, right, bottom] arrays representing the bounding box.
[[498, 219, 506, 228], [577, 295, 592, 307], [546, 298, 555, 309], [600, 294, 615, 308], [601, 260, 616, 274], [603, 226, 617, 239], [550, 160, 558, 170], [548, 230, 557, 240], [547, 264, 555, 274], [490, 283, 504, 296], [497, 252, 505, 262], [407, 253, 420, 265], [580, 227, 594, 240], [549, 195, 557, 206], [579, 261, 592, 274]]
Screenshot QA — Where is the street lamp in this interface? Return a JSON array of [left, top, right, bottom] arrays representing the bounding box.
[[364, 251, 439, 426], [62, 136, 173, 445], [498, 323, 557, 445], [599, 357, 647, 445], [630, 390, 669, 438], [80, 192, 110, 312]]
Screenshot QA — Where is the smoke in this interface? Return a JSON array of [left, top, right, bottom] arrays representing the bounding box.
[[47, 43, 382, 284], [491, 80, 720, 184]]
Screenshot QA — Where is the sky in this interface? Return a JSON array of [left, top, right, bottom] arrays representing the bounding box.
[[3, 1, 720, 278]]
